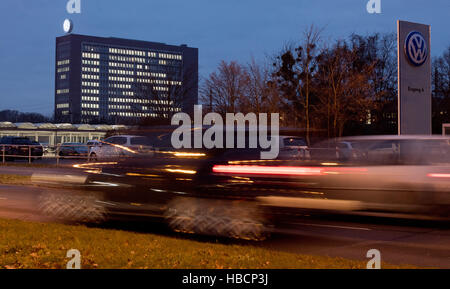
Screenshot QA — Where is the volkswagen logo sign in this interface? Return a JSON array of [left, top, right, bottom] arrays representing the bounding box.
[[63, 19, 73, 34], [404, 31, 428, 67]]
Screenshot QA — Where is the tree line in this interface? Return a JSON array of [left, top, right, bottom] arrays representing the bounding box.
[[0, 110, 51, 123], [201, 26, 450, 143]]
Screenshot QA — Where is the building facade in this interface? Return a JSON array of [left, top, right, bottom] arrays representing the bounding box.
[[55, 34, 198, 124]]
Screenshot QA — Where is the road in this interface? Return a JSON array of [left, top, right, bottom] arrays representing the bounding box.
[[0, 184, 449, 268], [0, 184, 54, 222], [264, 216, 450, 268]]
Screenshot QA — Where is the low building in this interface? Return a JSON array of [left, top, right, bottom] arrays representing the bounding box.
[[0, 122, 128, 145]]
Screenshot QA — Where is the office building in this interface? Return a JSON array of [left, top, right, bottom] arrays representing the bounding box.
[[55, 34, 198, 124]]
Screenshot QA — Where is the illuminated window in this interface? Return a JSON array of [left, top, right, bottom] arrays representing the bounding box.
[[56, 89, 69, 94]]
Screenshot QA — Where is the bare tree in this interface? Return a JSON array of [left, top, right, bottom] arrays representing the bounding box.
[[272, 25, 322, 144], [244, 58, 283, 114], [350, 33, 397, 134], [301, 26, 322, 144], [315, 41, 375, 137], [271, 44, 299, 128], [200, 61, 250, 116], [432, 45, 450, 133]]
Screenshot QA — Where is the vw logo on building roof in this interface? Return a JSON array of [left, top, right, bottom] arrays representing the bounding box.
[[404, 31, 428, 67]]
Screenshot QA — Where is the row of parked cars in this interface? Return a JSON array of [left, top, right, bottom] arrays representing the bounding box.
[[0, 136, 43, 161], [55, 135, 156, 160], [84, 133, 448, 164], [0, 134, 357, 162], [87, 135, 310, 161], [4, 133, 435, 165], [0, 137, 92, 161], [0, 135, 162, 161]]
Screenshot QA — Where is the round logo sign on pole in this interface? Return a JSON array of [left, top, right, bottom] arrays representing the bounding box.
[[404, 31, 428, 67]]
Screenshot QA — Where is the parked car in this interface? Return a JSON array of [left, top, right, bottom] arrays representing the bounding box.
[[89, 135, 154, 161], [31, 141, 44, 160], [0, 137, 43, 161], [335, 141, 367, 161], [58, 143, 89, 159], [278, 136, 310, 160], [310, 140, 366, 161], [87, 140, 101, 148]]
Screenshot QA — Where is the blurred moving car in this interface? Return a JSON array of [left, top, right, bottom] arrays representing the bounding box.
[[58, 143, 89, 159], [36, 134, 450, 241], [278, 136, 310, 160], [89, 135, 153, 161], [0, 136, 43, 161]]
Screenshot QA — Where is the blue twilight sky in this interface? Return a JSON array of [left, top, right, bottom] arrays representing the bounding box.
[[0, 0, 449, 116]]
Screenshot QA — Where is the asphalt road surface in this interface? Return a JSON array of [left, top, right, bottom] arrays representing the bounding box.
[[0, 184, 53, 222], [0, 184, 448, 268]]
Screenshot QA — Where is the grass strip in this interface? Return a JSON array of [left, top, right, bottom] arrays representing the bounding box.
[[0, 218, 416, 269]]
